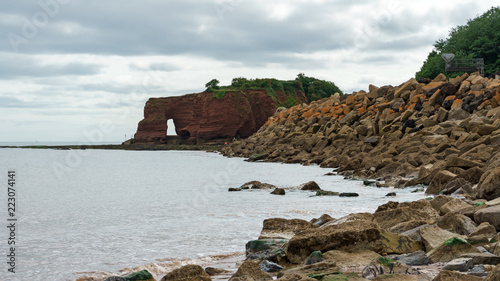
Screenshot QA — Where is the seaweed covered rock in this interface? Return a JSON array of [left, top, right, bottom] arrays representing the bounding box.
[[427, 238, 481, 263]]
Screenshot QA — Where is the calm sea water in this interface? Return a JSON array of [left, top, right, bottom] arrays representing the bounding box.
[[0, 149, 426, 281]]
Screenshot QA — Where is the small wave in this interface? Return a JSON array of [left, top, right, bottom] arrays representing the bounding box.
[[73, 252, 243, 281]]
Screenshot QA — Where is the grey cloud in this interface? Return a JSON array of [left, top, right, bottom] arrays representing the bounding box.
[[129, 62, 179, 72], [0, 96, 50, 108], [0, 55, 102, 79]]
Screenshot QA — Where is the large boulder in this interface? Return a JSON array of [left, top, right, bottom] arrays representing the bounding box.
[[445, 156, 482, 169], [161, 265, 212, 281], [322, 250, 380, 273], [387, 220, 428, 234], [475, 168, 500, 200], [436, 213, 477, 236], [374, 200, 439, 230], [473, 205, 500, 231], [460, 253, 500, 266], [300, 181, 321, 191], [228, 260, 272, 281], [468, 222, 498, 238], [394, 250, 429, 266], [286, 220, 382, 264], [380, 231, 423, 254], [259, 218, 315, 239], [419, 226, 467, 252], [429, 195, 454, 212], [439, 199, 472, 215], [321, 212, 374, 228], [427, 238, 481, 263], [426, 170, 457, 195]]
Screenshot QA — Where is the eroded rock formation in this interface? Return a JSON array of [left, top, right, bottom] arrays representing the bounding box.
[[134, 90, 307, 143]]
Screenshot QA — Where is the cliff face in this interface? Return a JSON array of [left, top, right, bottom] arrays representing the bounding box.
[[134, 89, 307, 142]]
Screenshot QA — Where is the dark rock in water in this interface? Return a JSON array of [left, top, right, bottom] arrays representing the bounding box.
[[103, 271, 156, 281], [104, 277, 127, 281], [123, 270, 154, 281], [394, 250, 428, 266], [259, 260, 283, 272], [315, 190, 339, 196], [300, 181, 321, 191], [363, 180, 376, 186], [246, 239, 288, 262], [304, 251, 323, 265], [247, 248, 284, 263], [240, 180, 276, 190], [324, 172, 336, 176], [161, 265, 211, 281], [339, 193, 359, 197], [271, 188, 286, 195], [228, 188, 242, 192], [386, 192, 396, 197], [205, 267, 230, 276]]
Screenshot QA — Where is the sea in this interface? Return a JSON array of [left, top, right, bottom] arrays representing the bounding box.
[[0, 146, 427, 281]]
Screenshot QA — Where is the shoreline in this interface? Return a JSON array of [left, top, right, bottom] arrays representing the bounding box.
[[0, 143, 223, 152]]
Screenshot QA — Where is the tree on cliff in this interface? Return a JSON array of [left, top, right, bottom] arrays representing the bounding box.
[[205, 79, 220, 91], [296, 73, 343, 101], [416, 6, 500, 79]]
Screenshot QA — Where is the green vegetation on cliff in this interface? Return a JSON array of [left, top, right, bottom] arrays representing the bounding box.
[[416, 6, 500, 79], [205, 74, 343, 107], [296, 73, 343, 101]]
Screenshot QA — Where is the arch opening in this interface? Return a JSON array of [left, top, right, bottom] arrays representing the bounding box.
[[166, 119, 177, 136]]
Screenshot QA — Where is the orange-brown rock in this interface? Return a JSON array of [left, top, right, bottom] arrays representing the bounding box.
[[135, 90, 307, 142]]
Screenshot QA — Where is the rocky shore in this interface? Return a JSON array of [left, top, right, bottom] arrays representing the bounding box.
[[96, 194, 500, 281], [221, 73, 500, 200], [83, 73, 500, 280]]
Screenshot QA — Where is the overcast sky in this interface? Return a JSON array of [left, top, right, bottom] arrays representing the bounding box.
[[0, 0, 496, 143]]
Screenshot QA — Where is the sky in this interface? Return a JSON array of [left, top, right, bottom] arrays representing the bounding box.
[[0, 0, 496, 143]]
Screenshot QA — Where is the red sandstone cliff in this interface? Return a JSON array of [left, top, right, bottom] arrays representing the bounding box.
[[134, 89, 307, 142]]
